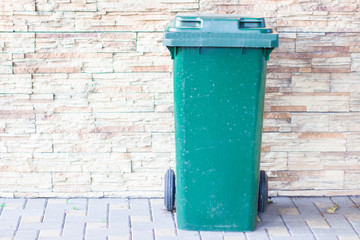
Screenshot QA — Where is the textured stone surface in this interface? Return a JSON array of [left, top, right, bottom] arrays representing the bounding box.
[[0, 0, 360, 197], [1, 197, 359, 240]]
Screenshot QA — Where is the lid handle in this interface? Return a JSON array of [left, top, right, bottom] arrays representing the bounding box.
[[239, 18, 265, 28], [174, 18, 202, 29]]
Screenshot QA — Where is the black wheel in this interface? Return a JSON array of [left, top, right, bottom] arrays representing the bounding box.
[[164, 169, 175, 211], [258, 170, 268, 213]]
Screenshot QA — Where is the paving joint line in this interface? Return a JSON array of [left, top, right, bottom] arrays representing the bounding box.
[[344, 196, 360, 237], [128, 198, 132, 240], [171, 210, 178, 236]]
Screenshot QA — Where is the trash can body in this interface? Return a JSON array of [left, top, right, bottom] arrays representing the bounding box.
[[164, 15, 278, 232]]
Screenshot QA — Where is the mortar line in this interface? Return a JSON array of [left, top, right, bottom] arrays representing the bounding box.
[[340, 196, 360, 237], [290, 197, 319, 238]]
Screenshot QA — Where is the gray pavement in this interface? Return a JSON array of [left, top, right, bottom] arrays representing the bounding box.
[[0, 197, 359, 240]]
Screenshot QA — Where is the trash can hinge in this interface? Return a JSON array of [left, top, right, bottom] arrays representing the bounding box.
[[264, 48, 274, 61], [167, 47, 175, 59], [198, 47, 202, 55]]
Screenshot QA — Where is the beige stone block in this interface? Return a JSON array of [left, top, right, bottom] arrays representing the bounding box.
[[3, 202, 24, 210], [350, 93, 360, 112], [346, 214, 360, 221], [291, 73, 330, 92], [330, 113, 360, 132], [21, 216, 43, 223], [338, 236, 360, 240], [0, 0, 35, 11], [111, 133, 151, 153], [278, 208, 300, 215], [39, 230, 61, 237], [291, 113, 330, 132], [53, 172, 91, 185], [267, 227, 290, 236], [0, 33, 35, 54], [331, 73, 360, 93], [322, 152, 360, 170], [347, 134, 360, 151], [306, 220, 330, 228], [270, 170, 344, 190], [152, 133, 174, 153], [261, 151, 287, 171], [88, 92, 155, 112], [66, 210, 86, 216], [288, 152, 322, 170], [351, 53, 360, 71], [266, 93, 350, 112], [224, 235, 246, 240], [131, 216, 151, 222], [344, 171, 360, 190], [108, 237, 128, 240], [263, 133, 346, 152], [154, 228, 176, 237], [110, 203, 128, 210], [53, 139, 112, 153], [87, 222, 107, 229]]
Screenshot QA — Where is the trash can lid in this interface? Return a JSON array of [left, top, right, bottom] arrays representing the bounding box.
[[164, 15, 278, 48]]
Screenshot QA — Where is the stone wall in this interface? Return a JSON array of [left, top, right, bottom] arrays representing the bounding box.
[[0, 0, 359, 197]]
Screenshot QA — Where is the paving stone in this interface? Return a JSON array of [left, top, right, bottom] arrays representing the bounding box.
[[284, 221, 313, 236], [338, 236, 360, 240], [14, 230, 38, 240], [62, 222, 85, 237], [18, 222, 62, 231], [245, 229, 269, 240], [38, 229, 61, 237], [42, 206, 65, 223], [131, 215, 152, 222], [108, 236, 129, 240], [267, 227, 290, 237], [270, 237, 315, 240], [20, 215, 43, 223], [0, 218, 21, 230], [88, 199, 108, 220], [281, 214, 324, 222], [330, 197, 359, 215], [154, 228, 176, 237], [257, 220, 287, 230], [315, 236, 339, 240], [130, 199, 149, 210], [223, 232, 246, 240], [0, 199, 26, 210], [0, 230, 15, 238], [312, 197, 337, 213], [38, 238, 62, 240], [292, 197, 321, 215], [306, 219, 330, 228], [1, 197, 360, 240], [177, 229, 200, 239], [311, 227, 357, 236], [272, 198, 296, 208], [278, 208, 300, 215], [199, 231, 224, 240], [323, 214, 353, 228], [132, 227, 154, 240]]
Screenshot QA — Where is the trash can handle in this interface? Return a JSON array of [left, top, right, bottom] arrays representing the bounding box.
[[174, 17, 202, 29], [238, 18, 265, 28]]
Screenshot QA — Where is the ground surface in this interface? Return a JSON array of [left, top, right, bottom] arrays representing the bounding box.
[[0, 197, 360, 240]]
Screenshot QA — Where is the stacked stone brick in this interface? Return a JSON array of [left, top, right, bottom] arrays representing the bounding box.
[[0, 0, 359, 197]]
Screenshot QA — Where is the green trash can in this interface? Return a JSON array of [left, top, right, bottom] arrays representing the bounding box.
[[163, 15, 278, 232]]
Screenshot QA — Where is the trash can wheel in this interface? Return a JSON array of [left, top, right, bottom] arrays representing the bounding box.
[[164, 169, 175, 211], [258, 170, 268, 213]]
